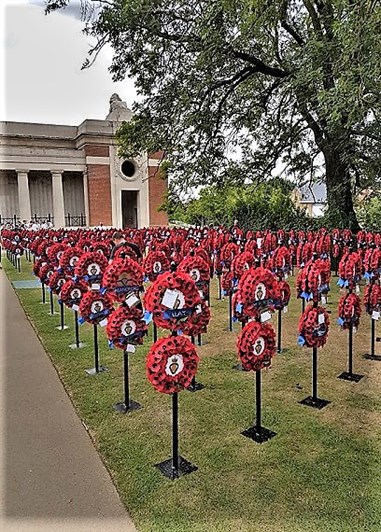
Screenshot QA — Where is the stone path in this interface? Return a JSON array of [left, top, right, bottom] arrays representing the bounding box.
[[0, 269, 137, 531]]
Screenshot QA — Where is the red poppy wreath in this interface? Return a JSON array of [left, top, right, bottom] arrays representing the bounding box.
[[181, 300, 211, 337], [106, 306, 147, 349], [363, 282, 381, 315], [146, 335, 199, 394], [60, 279, 89, 310], [102, 257, 144, 304], [143, 250, 171, 281], [37, 263, 55, 285], [237, 321, 276, 372], [59, 246, 83, 273], [48, 270, 70, 295], [79, 290, 114, 325], [274, 279, 291, 310], [143, 271, 202, 332], [337, 292, 361, 329], [238, 266, 280, 318], [298, 305, 330, 348], [74, 251, 108, 287], [46, 243, 66, 266]]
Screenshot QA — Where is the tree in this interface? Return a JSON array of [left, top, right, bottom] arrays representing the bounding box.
[[46, 0, 381, 231]]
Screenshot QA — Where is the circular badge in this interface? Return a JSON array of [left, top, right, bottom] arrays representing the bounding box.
[[69, 256, 79, 267], [121, 319, 136, 337], [88, 263, 101, 277], [255, 283, 266, 301], [153, 261, 162, 273], [189, 268, 201, 282], [165, 354, 184, 376], [70, 288, 81, 300], [91, 300, 104, 314]]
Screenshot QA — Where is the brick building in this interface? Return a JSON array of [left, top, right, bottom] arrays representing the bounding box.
[[0, 94, 168, 228]]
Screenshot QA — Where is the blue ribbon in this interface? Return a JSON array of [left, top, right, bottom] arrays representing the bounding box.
[[163, 308, 193, 320], [337, 317, 344, 326], [297, 335, 306, 346], [143, 311, 153, 324], [78, 316, 86, 325], [236, 303, 243, 313]]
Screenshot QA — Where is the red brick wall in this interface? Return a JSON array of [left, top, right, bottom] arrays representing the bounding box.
[[148, 151, 168, 226], [84, 145, 110, 157], [87, 165, 112, 226]]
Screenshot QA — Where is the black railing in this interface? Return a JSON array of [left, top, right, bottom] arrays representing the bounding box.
[[32, 213, 54, 224], [0, 214, 20, 226], [65, 213, 87, 227]]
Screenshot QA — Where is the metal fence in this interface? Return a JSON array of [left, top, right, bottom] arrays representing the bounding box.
[[65, 213, 86, 227], [1, 213, 86, 227]]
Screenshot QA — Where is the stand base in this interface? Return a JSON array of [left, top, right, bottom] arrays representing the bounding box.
[[40, 301, 48, 305], [376, 337, 381, 342], [69, 342, 86, 349], [362, 354, 381, 361], [338, 371, 364, 383], [113, 400, 142, 413], [155, 456, 198, 480], [241, 426, 277, 443], [276, 348, 289, 354], [85, 366, 108, 376], [56, 325, 69, 331], [299, 396, 331, 409], [187, 381, 205, 393], [48, 312, 59, 316], [232, 363, 249, 372]]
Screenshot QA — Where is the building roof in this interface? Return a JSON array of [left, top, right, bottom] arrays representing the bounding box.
[[298, 181, 327, 204]]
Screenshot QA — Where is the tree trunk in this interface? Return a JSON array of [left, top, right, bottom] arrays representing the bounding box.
[[323, 149, 360, 232]]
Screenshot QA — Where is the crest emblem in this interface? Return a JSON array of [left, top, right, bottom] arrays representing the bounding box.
[[91, 300, 104, 314], [253, 337, 265, 356], [88, 263, 101, 276], [190, 268, 200, 282], [121, 320, 136, 337], [165, 354, 184, 377], [255, 283, 266, 301]]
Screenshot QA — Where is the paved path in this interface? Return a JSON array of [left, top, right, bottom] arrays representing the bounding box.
[[0, 269, 137, 531]]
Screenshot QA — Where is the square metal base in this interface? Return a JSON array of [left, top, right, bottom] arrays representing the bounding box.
[[241, 426, 277, 443], [155, 456, 198, 480], [299, 396, 331, 409], [362, 354, 381, 361], [85, 366, 108, 376], [338, 371, 364, 382], [56, 325, 69, 331], [232, 363, 249, 372], [187, 381, 205, 392], [376, 337, 381, 342], [113, 400, 142, 413], [69, 342, 86, 349]]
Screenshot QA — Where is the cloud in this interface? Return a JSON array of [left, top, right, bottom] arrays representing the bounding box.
[[28, 0, 85, 20]]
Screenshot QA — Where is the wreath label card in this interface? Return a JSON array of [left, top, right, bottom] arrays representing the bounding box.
[[372, 311, 380, 320], [260, 311, 271, 322], [318, 313, 325, 324], [125, 293, 140, 308], [91, 283, 101, 290], [162, 289, 185, 310]]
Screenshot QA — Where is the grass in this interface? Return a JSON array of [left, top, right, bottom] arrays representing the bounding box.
[[4, 255, 381, 531]]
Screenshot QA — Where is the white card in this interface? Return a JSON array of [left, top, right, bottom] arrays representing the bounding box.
[[355, 285, 360, 294], [199, 290, 204, 299], [321, 296, 327, 305], [99, 318, 108, 327], [372, 311, 380, 321], [126, 344, 136, 353], [318, 314, 325, 324], [284, 274, 288, 280], [125, 293, 140, 308], [195, 304, 202, 314], [161, 288, 184, 309], [91, 283, 100, 290], [72, 304, 79, 312], [283, 306, 288, 314], [260, 311, 271, 322]]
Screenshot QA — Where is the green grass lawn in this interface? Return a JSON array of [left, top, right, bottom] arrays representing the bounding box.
[[4, 255, 381, 531]]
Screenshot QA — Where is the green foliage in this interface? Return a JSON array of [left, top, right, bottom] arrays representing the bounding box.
[[168, 178, 317, 230], [356, 196, 381, 231], [45, 0, 381, 229]]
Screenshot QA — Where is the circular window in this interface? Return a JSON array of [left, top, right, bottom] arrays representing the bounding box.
[[121, 160, 136, 178]]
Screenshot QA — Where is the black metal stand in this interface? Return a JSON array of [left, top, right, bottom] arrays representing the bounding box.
[[217, 274, 222, 300], [155, 392, 197, 479], [153, 322, 158, 343], [228, 292, 233, 332], [187, 336, 205, 392], [56, 301, 68, 330], [17, 256, 21, 273], [85, 324, 107, 375], [197, 333, 202, 346], [69, 310, 85, 349], [113, 350, 141, 413], [49, 290, 56, 315], [302, 298, 306, 313], [299, 347, 331, 409], [363, 318, 381, 361], [338, 323, 364, 382], [241, 370, 276, 443], [41, 282, 47, 304], [277, 308, 282, 353]]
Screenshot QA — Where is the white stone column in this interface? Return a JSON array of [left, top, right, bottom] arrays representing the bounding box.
[[16, 170, 31, 221], [83, 170, 90, 227], [51, 171, 65, 227]]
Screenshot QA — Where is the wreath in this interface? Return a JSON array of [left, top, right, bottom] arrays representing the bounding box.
[[238, 266, 280, 319], [33, 258, 46, 277], [271, 245, 292, 275], [337, 292, 362, 329], [46, 243, 67, 266], [298, 305, 330, 348], [232, 251, 255, 279], [74, 251, 109, 286], [37, 263, 55, 284], [112, 243, 139, 261], [363, 282, 381, 315], [221, 270, 237, 296], [143, 271, 202, 332], [363, 248, 381, 277], [143, 250, 171, 281], [48, 270, 70, 295], [146, 335, 199, 394], [338, 251, 362, 289], [102, 257, 144, 303], [60, 279, 89, 310], [181, 300, 211, 336], [91, 241, 111, 258], [106, 306, 147, 349], [221, 242, 239, 268], [274, 280, 291, 310], [58, 247, 83, 273], [36, 240, 50, 259], [79, 290, 114, 325], [237, 321, 276, 372], [178, 254, 210, 301], [232, 289, 246, 323]]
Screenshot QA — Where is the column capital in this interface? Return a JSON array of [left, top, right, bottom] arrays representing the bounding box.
[[50, 170, 64, 176], [15, 169, 29, 175]]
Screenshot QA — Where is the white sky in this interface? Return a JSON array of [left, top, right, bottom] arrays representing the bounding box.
[[0, 0, 137, 125]]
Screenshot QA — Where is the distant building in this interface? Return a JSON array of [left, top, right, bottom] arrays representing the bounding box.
[[292, 181, 327, 218], [0, 94, 168, 228]]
